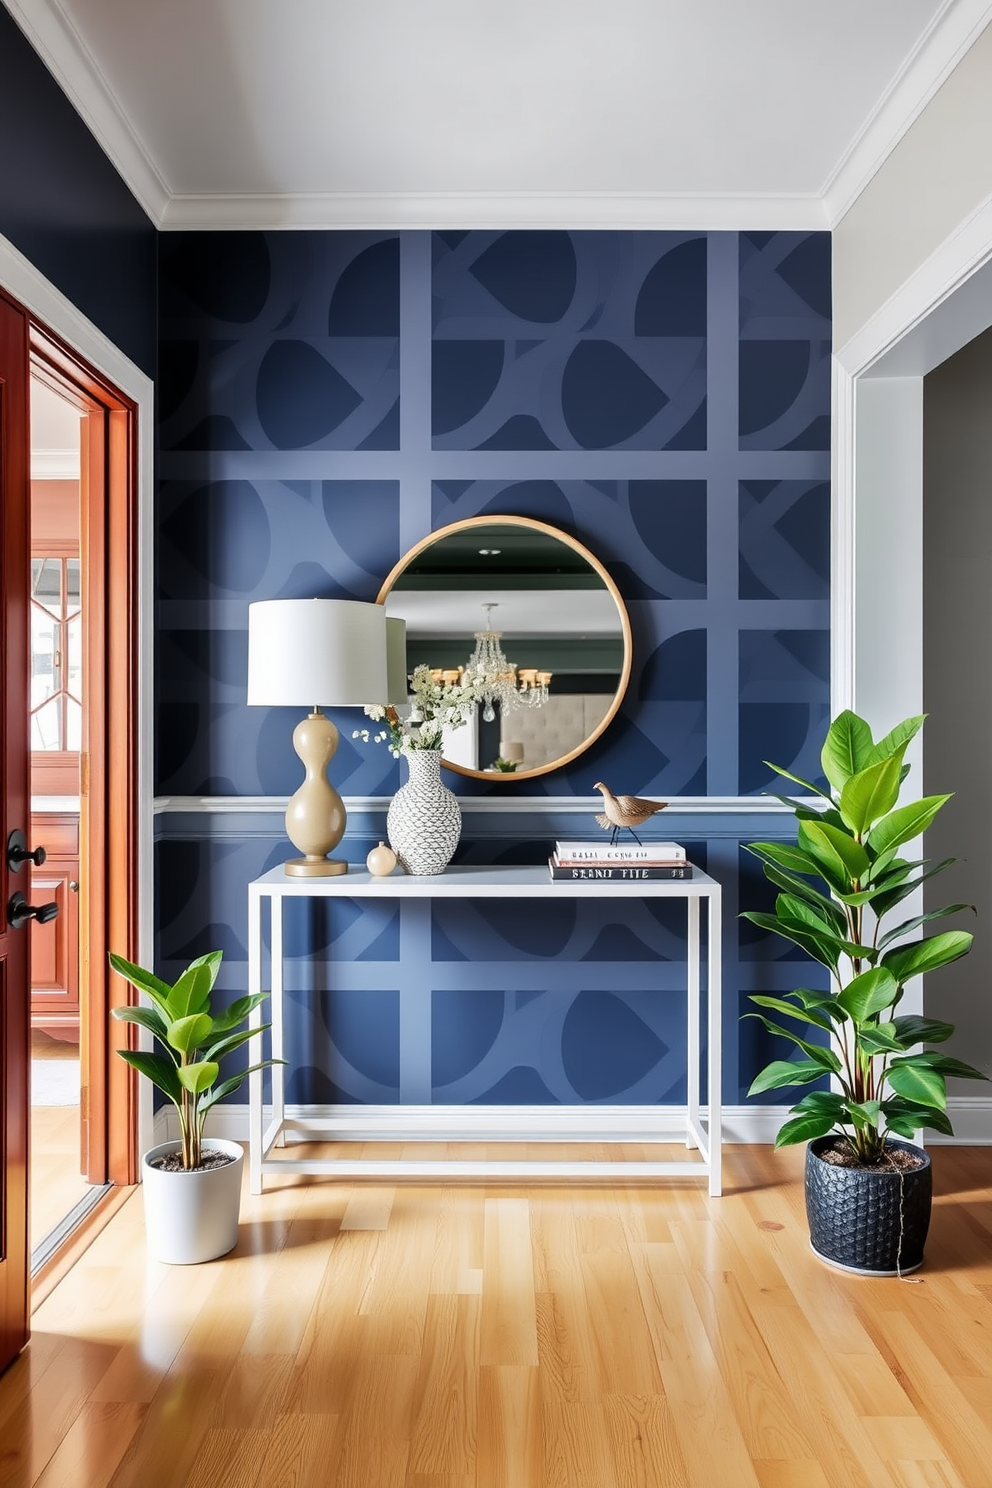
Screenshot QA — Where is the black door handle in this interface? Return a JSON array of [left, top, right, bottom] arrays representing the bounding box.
[[6, 830, 47, 871], [7, 892, 59, 930]]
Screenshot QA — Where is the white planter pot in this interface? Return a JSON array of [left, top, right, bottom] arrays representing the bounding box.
[[387, 748, 461, 875], [141, 1138, 244, 1264]]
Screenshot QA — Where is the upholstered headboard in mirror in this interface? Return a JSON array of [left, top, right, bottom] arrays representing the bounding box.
[[377, 515, 631, 781]]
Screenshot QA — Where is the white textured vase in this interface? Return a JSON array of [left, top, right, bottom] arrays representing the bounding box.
[[387, 748, 461, 875]]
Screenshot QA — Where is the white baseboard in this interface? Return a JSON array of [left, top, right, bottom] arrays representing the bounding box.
[[154, 1097, 992, 1150]]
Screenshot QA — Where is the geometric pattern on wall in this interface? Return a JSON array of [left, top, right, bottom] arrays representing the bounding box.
[[158, 227, 831, 800], [156, 227, 831, 1108], [432, 231, 707, 451]]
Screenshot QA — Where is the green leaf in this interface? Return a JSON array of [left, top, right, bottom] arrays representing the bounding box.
[[763, 763, 832, 799], [870, 858, 957, 920], [743, 851, 848, 928], [166, 1012, 214, 1055], [167, 962, 213, 1020], [743, 1016, 841, 1070], [890, 1015, 954, 1047], [744, 841, 825, 876], [792, 1090, 848, 1118], [116, 1049, 182, 1104], [839, 754, 904, 836], [836, 967, 899, 1022], [110, 1003, 172, 1046], [739, 912, 841, 971], [176, 1060, 220, 1096], [865, 845, 900, 882], [185, 950, 223, 994], [863, 715, 925, 769], [856, 1024, 904, 1055], [209, 992, 269, 1033], [847, 1100, 882, 1131], [750, 994, 834, 1032], [868, 795, 952, 857], [821, 711, 874, 792], [875, 903, 975, 952], [769, 796, 847, 832], [882, 930, 973, 984], [203, 1024, 270, 1064], [748, 1059, 831, 1096], [774, 1111, 840, 1148], [793, 991, 851, 1026], [881, 1095, 954, 1138], [798, 819, 870, 885], [886, 1060, 947, 1109], [915, 1054, 989, 1082], [107, 952, 173, 1011], [774, 893, 838, 938], [197, 1059, 287, 1113]]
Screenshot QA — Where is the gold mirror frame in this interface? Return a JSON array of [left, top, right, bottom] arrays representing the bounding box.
[[376, 515, 632, 782]]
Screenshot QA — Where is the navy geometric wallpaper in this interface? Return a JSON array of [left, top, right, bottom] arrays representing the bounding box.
[[155, 228, 831, 1109]]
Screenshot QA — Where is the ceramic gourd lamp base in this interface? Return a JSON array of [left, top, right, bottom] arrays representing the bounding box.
[[387, 749, 461, 875], [284, 708, 347, 876]]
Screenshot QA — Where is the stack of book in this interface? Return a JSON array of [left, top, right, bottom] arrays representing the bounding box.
[[548, 840, 689, 881]]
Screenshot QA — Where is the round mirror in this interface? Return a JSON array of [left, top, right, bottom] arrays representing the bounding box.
[[377, 516, 631, 781]]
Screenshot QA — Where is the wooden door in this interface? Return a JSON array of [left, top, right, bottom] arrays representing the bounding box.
[[0, 291, 31, 1371]]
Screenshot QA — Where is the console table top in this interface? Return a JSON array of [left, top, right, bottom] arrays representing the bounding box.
[[249, 862, 720, 899]]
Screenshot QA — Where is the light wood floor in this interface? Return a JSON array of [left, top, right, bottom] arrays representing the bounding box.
[[2, 1142, 992, 1488], [29, 1104, 92, 1251], [29, 1031, 94, 1254]]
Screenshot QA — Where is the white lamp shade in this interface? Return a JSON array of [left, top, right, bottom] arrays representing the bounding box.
[[247, 598, 388, 708], [385, 617, 409, 704]]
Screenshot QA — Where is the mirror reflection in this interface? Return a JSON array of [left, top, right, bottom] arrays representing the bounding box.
[[378, 517, 631, 780]]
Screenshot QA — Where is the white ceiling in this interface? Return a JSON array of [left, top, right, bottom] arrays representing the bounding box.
[[6, 0, 992, 230], [384, 589, 622, 640]]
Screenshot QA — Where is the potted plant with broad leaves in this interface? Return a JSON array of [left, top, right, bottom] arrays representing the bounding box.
[[742, 710, 986, 1275], [109, 948, 282, 1265]]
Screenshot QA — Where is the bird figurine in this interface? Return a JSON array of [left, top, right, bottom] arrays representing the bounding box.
[[592, 782, 668, 847]]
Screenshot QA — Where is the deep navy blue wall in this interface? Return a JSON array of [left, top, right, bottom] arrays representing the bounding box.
[[156, 228, 831, 1108], [0, 6, 156, 376]]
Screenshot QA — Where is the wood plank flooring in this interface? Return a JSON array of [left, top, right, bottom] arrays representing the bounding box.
[[2, 1143, 992, 1487]]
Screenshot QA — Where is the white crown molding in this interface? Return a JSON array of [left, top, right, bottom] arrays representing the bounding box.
[[824, 0, 992, 227], [3, 0, 169, 226], [31, 448, 79, 480], [9, 0, 988, 234], [158, 191, 829, 233], [151, 794, 800, 816], [156, 1098, 992, 1150]]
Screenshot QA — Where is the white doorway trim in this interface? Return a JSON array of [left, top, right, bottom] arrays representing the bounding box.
[[0, 228, 155, 1161], [831, 189, 992, 1051]]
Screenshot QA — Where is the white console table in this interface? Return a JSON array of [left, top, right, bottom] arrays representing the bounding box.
[[246, 863, 723, 1195]]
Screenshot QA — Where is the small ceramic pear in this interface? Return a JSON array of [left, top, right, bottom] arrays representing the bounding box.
[[366, 841, 398, 877]]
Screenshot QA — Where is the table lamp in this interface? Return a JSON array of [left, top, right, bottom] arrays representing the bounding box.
[[247, 598, 388, 876]]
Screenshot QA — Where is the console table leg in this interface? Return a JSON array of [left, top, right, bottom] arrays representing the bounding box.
[[248, 888, 264, 1195], [686, 897, 700, 1150], [708, 886, 723, 1197]]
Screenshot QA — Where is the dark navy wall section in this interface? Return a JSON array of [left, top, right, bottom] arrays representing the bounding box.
[[156, 228, 831, 1109], [0, 7, 156, 376]]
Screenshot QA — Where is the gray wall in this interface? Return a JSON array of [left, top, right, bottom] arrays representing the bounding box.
[[923, 325, 992, 1081]]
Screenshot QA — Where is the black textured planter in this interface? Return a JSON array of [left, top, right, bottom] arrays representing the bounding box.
[[805, 1137, 932, 1276]]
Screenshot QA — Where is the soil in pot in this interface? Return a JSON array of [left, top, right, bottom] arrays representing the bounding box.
[[148, 1149, 237, 1174], [815, 1136, 927, 1174]]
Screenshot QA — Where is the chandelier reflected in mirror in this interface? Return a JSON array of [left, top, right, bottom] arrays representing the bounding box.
[[428, 603, 552, 721], [466, 604, 552, 720]]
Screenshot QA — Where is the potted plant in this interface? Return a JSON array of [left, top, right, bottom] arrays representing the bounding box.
[[743, 710, 986, 1275], [109, 948, 282, 1264]]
